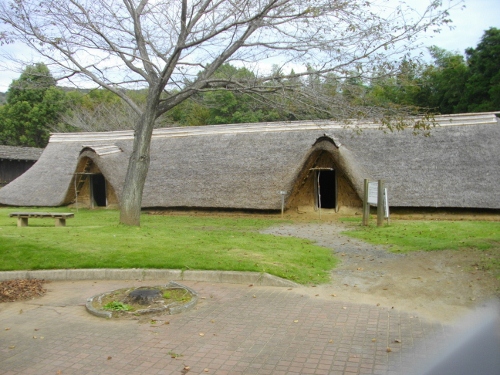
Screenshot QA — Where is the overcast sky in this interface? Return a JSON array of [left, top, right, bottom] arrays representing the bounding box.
[[415, 0, 500, 54], [0, 0, 499, 92]]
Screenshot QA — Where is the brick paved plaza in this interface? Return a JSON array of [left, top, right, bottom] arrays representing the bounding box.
[[0, 279, 462, 375]]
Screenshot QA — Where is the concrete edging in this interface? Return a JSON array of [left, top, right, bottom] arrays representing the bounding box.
[[0, 269, 300, 288], [85, 281, 199, 319]]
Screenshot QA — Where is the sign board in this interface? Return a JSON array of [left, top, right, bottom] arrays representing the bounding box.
[[363, 179, 390, 225], [367, 182, 378, 205], [278, 191, 287, 218], [384, 188, 390, 219]]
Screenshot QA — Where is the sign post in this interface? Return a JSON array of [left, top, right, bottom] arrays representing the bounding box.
[[363, 179, 389, 226], [363, 179, 369, 226], [384, 188, 390, 224], [377, 179, 385, 227], [279, 191, 287, 218]]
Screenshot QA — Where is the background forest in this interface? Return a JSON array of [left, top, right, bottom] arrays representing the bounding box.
[[1, 27, 499, 149]]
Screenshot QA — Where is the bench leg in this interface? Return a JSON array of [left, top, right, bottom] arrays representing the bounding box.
[[55, 218, 66, 227], [17, 217, 28, 227]]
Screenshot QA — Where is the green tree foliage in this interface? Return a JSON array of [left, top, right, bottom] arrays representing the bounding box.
[[197, 64, 281, 124], [164, 98, 210, 126], [366, 28, 500, 114], [69, 88, 122, 110], [461, 27, 500, 112], [0, 63, 67, 147], [416, 47, 468, 113], [62, 88, 142, 132], [166, 64, 282, 126], [367, 61, 422, 109]]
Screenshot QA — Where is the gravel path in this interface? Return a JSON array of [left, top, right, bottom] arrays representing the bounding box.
[[262, 222, 499, 323], [261, 222, 401, 261]]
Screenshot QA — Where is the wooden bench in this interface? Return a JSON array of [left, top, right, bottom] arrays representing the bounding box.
[[9, 212, 74, 227]]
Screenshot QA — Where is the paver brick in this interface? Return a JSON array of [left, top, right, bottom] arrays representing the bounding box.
[[0, 279, 459, 375]]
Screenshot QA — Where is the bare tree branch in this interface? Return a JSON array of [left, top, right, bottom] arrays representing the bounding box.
[[0, 0, 462, 225]]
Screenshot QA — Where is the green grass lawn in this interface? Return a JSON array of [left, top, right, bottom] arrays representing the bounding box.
[[341, 218, 500, 252], [2, 208, 499, 283], [0, 208, 337, 284]]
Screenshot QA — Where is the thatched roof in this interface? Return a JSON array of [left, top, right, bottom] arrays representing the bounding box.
[[0, 112, 498, 210], [0, 145, 43, 161], [338, 113, 500, 208]]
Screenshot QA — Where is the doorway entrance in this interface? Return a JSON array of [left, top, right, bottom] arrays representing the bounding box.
[[91, 174, 107, 207], [315, 169, 337, 210]]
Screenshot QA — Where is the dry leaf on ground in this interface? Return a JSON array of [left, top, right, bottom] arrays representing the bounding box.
[[0, 279, 46, 303]]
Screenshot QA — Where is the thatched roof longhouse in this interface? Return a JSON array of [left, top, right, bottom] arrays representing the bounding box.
[[0, 112, 498, 211]]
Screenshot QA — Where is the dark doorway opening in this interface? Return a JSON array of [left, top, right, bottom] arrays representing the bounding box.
[[317, 170, 336, 209], [91, 174, 107, 207]]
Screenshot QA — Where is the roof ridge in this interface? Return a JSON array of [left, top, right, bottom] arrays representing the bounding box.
[[48, 112, 499, 143]]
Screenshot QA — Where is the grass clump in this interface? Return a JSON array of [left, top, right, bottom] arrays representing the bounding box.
[[163, 289, 191, 302], [102, 301, 133, 311], [168, 352, 183, 358]]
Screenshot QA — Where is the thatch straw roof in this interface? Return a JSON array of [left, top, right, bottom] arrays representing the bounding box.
[[0, 145, 43, 161], [0, 112, 498, 210]]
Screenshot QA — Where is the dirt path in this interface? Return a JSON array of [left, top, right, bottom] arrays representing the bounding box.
[[261, 222, 500, 323]]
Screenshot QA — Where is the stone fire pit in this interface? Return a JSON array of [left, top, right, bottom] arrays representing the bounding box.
[[86, 281, 198, 319]]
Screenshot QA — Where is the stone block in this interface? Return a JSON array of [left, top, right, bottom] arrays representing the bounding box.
[[260, 273, 299, 287], [143, 269, 182, 281], [27, 269, 68, 280], [0, 271, 29, 281], [182, 270, 221, 282], [218, 271, 262, 285], [105, 269, 143, 280], [68, 269, 106, 280]]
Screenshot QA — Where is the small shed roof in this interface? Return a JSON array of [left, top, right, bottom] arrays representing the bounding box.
[[0, 145, 43, 161]]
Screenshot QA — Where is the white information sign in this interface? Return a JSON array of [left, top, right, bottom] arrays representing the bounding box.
[[363, 179, 390, 225], [367, 182, 378, 205], [384, 188, 390, 219]]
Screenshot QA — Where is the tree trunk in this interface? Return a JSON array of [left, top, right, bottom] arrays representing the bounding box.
[[119, 87, 161, 226]]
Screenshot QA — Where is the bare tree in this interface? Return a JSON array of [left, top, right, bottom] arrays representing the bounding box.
[[0, 0, 459, 225], [60, 99, 141, 132]]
